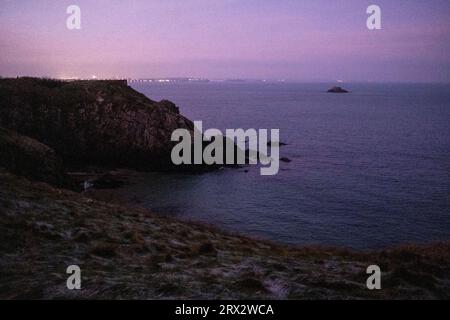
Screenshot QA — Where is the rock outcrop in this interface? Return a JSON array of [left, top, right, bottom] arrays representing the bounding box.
[[0, 126, 73, 188], [0, 78, 194, 170], [327, 86, 349, 93]]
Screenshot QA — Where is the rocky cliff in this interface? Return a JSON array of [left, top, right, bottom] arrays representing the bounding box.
[[0, 78, 194, 170], [0, 126, 73, 188]]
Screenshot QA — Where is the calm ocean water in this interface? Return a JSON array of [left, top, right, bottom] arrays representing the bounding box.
[[129, 82, 450, 249]]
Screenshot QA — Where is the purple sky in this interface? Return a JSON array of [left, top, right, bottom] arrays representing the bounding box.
[[1, 0, 449, 82]]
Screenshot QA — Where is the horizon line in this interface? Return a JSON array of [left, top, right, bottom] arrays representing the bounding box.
[[1, 75, 449, 85]]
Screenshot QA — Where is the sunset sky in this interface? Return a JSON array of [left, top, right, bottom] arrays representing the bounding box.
[[1, 0, 449, 82]]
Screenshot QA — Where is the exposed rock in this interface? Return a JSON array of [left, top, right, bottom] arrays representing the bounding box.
[[267, 141, 288, 147], [0, 126, 73, 188], [0, 78, 194, 170], [327, 86, 349, 93], [90, 173, 126, 189]]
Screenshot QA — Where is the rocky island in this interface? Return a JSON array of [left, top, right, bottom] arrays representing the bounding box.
[[327, 86, 349, 93], [1, 78, 449, 299]]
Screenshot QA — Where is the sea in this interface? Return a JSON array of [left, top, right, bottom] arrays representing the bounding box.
[[127, 81, 450, 249]]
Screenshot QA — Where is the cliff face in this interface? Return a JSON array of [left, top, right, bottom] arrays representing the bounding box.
[[0, 126, 73, 188], [0, 78, 194, 170]]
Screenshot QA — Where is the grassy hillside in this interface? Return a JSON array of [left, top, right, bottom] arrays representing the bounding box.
[[1, 169, 449, 299]]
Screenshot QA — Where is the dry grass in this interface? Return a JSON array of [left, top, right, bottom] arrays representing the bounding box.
[[1, 169, 450, 299]]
